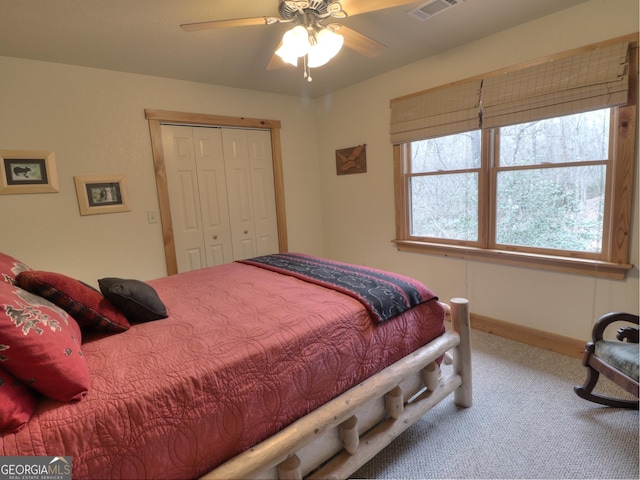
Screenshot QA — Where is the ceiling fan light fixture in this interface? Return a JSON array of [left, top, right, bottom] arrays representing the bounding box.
[[307, 28, 344, 68], [182, 0, 395, 81]]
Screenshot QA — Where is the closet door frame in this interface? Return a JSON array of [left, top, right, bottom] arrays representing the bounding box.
[[145, 109, 288, 275]]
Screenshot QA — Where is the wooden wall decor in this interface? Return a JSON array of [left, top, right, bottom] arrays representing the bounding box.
[[336, 144, 366, 175]]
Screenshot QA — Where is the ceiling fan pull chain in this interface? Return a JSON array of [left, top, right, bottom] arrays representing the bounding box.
[[304, 55, 312, 82]]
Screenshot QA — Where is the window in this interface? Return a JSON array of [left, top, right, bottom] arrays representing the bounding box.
[[392, 38, 637, 279], [408, 130, 481, 243], [495, 110, 609, 254]]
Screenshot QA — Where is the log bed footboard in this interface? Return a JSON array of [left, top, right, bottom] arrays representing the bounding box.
[[202, 298, 472, 480]]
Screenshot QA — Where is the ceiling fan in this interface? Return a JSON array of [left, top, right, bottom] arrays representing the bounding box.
[[180, 0, 421, 81]]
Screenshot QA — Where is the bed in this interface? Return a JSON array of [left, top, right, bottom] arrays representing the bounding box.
[[0, 251, 471, 480]]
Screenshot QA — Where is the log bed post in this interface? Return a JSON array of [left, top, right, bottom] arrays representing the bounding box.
[[451, 297, 472, 407]]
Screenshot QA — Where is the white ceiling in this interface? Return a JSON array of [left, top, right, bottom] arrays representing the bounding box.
[[0, 0, 590, 98]]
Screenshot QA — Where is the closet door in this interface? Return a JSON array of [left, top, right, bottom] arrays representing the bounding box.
[[221, 128, 279, 260], [162, 125, 279, 272], [162, 125, 233, 272], [161, 125, 205, 272], [193, 127, 234, 266]]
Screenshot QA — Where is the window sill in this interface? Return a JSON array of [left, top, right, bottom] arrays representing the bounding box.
[[392, 240, 633, 280]]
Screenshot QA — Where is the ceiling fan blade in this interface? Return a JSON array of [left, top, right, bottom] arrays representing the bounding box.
[[336, 25, 387, 58], [180, 17, 273, 32], [338, 0, 420, 17]]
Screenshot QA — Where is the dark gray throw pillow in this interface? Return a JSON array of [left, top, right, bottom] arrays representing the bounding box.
[[98, 277, 168, 322]]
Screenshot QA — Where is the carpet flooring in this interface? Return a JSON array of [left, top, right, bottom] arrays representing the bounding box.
[[352, 329, 639, 479]]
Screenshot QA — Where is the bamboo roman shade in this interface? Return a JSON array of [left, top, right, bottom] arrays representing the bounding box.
[[390, 41, 631, 144], [390, 80, 481, 144], [482, 42, 630, 128]]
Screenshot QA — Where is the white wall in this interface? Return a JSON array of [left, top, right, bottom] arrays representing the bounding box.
[[314, 0, 639, 341], [0, 59, 325, 282]]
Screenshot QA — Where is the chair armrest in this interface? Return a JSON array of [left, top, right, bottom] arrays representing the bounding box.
[[592, 312, 639, 343], [618, 326, 639, 343]]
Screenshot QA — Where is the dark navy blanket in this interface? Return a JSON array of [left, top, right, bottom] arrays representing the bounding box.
[[237, 253, 437, 323]]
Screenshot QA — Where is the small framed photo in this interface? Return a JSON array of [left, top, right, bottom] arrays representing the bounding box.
[[0, 150, 59, 194], [74, 174, 131, 216]]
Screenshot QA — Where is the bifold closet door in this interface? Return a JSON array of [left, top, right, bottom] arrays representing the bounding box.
[[162, 125, 233, 272], [221, 128, 279, 260], [161, 125, 279, 273]]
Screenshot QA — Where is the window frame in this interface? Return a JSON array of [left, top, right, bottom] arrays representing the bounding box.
[[393, 41, 637, 280]]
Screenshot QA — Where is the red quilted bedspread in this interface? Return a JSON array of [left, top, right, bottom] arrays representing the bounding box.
[[0, 261, 445, 479]]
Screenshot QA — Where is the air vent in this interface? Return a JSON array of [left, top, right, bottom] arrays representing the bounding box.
[[408, 0, 464, 21]]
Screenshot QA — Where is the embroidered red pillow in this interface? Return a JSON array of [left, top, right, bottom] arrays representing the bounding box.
[[17, 271, 130, 333], [0, 282, 90, 402], [0, 367, 38, 433], [0, 252, 31, 285]]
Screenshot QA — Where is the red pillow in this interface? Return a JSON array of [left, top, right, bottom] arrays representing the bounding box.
[[0, 252, 31, 285], [17, 271, 130, 333], [0, 282, 90, 402], [0, 367, 38, 433]]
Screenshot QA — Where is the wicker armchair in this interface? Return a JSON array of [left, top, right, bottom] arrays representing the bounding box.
[[574, 312, 639, 409]]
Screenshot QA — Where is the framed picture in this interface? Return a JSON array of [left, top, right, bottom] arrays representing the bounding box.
[[74, 174, 131, 216], [336, 144, 367, 175], [0, 150, 59, 194]]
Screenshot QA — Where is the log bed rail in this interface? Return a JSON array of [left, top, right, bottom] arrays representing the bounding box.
[[201, 298, 472, 480]]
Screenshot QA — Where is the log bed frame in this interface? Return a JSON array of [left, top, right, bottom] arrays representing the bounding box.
[[202, 298, 472, 480]]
